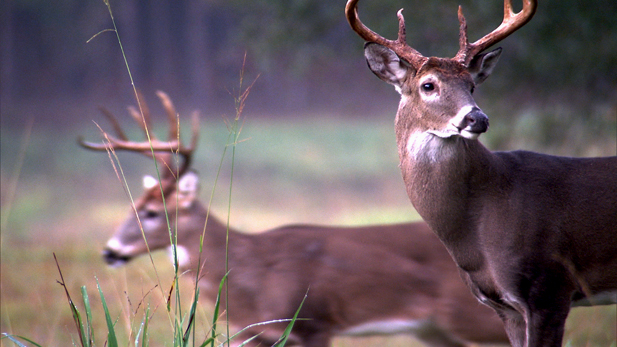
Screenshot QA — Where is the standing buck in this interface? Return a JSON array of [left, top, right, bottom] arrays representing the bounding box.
[[346, 0, 617, 346], [80, 91, 510, 347]]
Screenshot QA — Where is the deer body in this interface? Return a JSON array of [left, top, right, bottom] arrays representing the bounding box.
[[401, 109, 617, 347], [105, 171, 509, 347], [81, 92, 509, 347], [346, 0, 617, 346]]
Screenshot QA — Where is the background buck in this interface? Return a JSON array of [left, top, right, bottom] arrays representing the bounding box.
[[80, 91, 510, 347], [346, 0, 617, 346]]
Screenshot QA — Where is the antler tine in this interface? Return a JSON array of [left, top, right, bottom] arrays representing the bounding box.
[[77, 106, 135, 150], [155, 90, 179, 142], [455, 0, 537, 65], [345, 0, 427, 68], [127, 91, 156, 141], [98, 106, 130, 141]]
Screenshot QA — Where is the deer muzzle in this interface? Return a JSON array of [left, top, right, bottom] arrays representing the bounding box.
[[102, 248, 132, 267], [458, 107, 489, 139]]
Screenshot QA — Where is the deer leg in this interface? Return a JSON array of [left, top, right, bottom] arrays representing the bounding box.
[[524, 299, 570, 347], [496, 309, 526, 347]]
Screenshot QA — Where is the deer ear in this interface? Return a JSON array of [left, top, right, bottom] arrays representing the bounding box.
[[364, 43, 413, 90], [177, 170, 200, 208], [468, 47, 501, 85]]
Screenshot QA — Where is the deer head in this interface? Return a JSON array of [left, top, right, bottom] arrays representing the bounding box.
[[346, 0, 535, 147], [79, 91, 202, 267]]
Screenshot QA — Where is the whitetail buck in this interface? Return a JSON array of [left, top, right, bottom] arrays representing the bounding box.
[[346, 0, 617, 346], [79, 91, 510, 347]]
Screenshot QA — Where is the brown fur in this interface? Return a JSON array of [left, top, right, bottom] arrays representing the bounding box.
[[103, 171, 510, 347]]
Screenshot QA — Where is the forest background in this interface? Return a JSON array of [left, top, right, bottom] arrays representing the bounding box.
[[2, 0, 617, 125]]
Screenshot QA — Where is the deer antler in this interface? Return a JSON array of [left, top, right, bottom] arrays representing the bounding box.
[[347, 0, 536, 68], [345, 0, 427, 68], [454, 0, 537, 65], [78, 91, 199, 180]]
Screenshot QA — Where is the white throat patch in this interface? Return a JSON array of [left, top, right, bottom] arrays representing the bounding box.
[[406, 132, 456, 162], [168, 245, 191, 268]]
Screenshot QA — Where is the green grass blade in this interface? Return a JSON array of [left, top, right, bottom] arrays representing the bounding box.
[[80, 286, 94, 346], [54, 253, 88, 347], [232, 334, 260, 347], [96, 277, 118, 347], [224, 317, 308, 347], [182, 287, 200, 346], [209, 272, 229, 347], [1, 333, 43, 347], [142, 305, 150, 347], [272, 291, 307, 347], [197, 336, 216, 347], [133, 304, 150, 347]]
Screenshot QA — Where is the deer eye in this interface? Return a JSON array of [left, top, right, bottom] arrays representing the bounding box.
[[470, 86, 475, 94], [421, 83, 435, 92], [145, 210, 159, 219]]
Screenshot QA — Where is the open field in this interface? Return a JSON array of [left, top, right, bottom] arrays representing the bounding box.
[[1, 111, 616, 346]]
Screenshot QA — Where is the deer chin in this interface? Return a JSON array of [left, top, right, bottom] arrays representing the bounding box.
[[427, 127, 483, 141], [460, 129, 483, 140], [427, 129, 458, 139]]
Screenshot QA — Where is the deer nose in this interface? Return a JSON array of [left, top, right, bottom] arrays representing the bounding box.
[[463, 108, 489, 134], [102, 248, 131, 267]]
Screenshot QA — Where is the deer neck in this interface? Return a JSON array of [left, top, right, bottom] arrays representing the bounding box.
[[396, 119, 504, 270], [175, 201, 244, 276]]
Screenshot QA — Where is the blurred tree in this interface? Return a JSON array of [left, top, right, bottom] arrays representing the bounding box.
[[1, 0, 615, 125]]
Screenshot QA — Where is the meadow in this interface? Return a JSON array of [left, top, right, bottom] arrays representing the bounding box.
[[1, 103, 616, 346]]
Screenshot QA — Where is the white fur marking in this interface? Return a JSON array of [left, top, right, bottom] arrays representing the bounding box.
[[168, 245, 190, 268], [455, 105, 484, 140], [406, 132, 456, 162], [342, 319, 433, 336], [388, 60, 407, 81], [106, 237, 135, 254], [453, 105, 474, 127], [425, 105, 479, 140], [143, 175, 158, 189]]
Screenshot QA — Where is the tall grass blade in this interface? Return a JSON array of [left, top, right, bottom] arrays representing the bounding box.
[[1, 333, 43, 347], [81, 286, 95, 346], [182, 287, 201, 345], [96, 277, 118, 347], [136, 305, 150, 347], [272, 292, 307, 347], [224, 317, 304, 347], [232, 334, 260, 347], [197, 336, 216, 347], [208, 272, 229, 347], [54, 253, 90, 347]]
